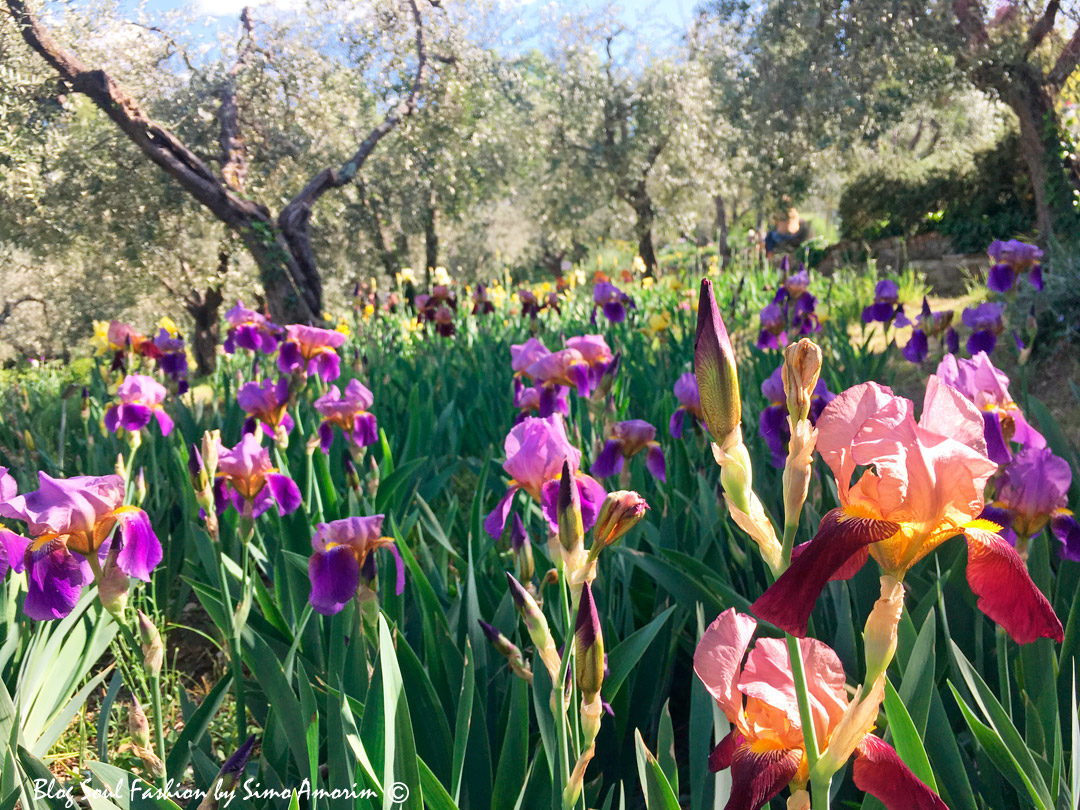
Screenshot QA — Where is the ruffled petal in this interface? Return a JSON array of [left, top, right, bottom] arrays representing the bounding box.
[[115, 508, 163, 581], [751, 508, 899, 637], [24, 541, 88, 621], [265, 473, 302, 517], [853, 734, 947, 810], [964, 527, 1062, 643], [694, 608, 757, 722], [726, 744, 802, 810], [308, 545, 361, 615]]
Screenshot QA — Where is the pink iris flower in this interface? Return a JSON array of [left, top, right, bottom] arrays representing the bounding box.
[[694, 609, 947, 810], [313, 379, 379, 453], [751, 378, 1062, 644], [511, 338, 551, 377], [307, 515, 404, 615], [103, 375, 174, 437], [214, 433, 302, 519], [591, 419, 666, 482], [483, 416, 606, 540], [277, 325, 347, 382], [0, 473, 161, 620], [935, 351, 1045, 464]]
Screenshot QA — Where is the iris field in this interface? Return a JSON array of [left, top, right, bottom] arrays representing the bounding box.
[[0, 242, 1078, 810]]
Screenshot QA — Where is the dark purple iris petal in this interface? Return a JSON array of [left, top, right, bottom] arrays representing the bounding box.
[[309, 545, 361, 615], [988, 263, 1015, 293], [591, 440, 624, 478], [602, 301, 627, 323], [981, 411, 1012, 465], [901, 330, 929, 364], [967, 330, 997, 355], [24, 542, 88, 621]]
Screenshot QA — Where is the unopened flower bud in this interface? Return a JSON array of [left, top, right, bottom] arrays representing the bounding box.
[[506, 572, 561, 680], [114, 453, 125, 478], [138, 749, 165, 780], [128, 697, 151, 748], [200, 429, 220, 481], [510, 514, 535, 582], [137, 609, 164, 678], [782, 339, 822, 423], [188, 443, 208, 492], [343, 452, 361, 492], [863, 575, 905, 686], [694, 279, 741, 438], [787, 789, 811, 810], [557, 461, 584, 555], [591, 491, 648, 554], [135, 467, 147, 506], [97, 564, 130, 617], [574, 582, 605, 703], [478, 620, 532, 681], [197, 735, 257, 810]]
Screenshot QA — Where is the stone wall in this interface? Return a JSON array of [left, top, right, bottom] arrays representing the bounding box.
[[817, 232, 987, 295]]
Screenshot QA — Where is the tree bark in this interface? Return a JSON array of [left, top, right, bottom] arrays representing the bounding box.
[[714, 194, 731, 268], [186, 286, 224, 377], [625, 179, 657, 276], [423, 189, 439, 276]]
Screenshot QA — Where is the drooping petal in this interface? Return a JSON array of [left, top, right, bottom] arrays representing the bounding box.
[[114, 508, 163, 581], [103, 405, 120, 433], [707, 730, 743, 773], [1051, 511, 1080, 561], [574, 473, 607, 532], [385, 543, 406, 595], [668, 408, 686, 439], [117, 403, 154, 432], [645, 444, 666, 482], [0, 529, 30, 576], [24, 541, 88, 621], [902, 330, 929, 363], [591, 440, 624, 478], [963, 527, 1062, 643], [967, 330, 997, 355], [308, 545, 361, 615], [484, 486, 519, 541], [264, 473, 302, 517], [987, 263, 1015, 293], [353, 412, 379, 447], [693, 608, 757, 722], [311, 351, 341, 383], [751, 508, 899, 637], [853, 734, 948, 810], [153, 409, 175, 437], [726, 744, 802, 810], [318, 422, 334, 454], [982, 411, 1012, 464]]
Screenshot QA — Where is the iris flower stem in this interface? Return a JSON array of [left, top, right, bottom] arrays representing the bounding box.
[[284, 602, 314, 683], [554, 575, 576, 801], [111, 616, 166, 790], [149, 669, 167, 792], [781, 521, 799, 569], [214, 546, 246, 748], [810, 771, 832, 810], [784, 633, 821, 773]]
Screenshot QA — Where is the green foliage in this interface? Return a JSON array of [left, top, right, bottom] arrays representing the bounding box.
[[838, 133, 1036, 252]]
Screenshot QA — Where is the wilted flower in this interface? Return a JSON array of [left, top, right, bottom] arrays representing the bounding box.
[[752, 378, 1062, 645], [694, 608, 947, 810], [238, 378, 293, 441], [223, 301, 282, 354], [104, 375, 174, 437], [313, 379, 379, 453], [936, 351, 1045, 464], [278, 325, 347, 382], [214, 433, 301, 519], [591, 419, 666, 482], [592, 281, 634, 323], [307, 515, 403, 614], [961, 302, 1005, 355], [483, 416, 606, 540], [0, 473, 161, 620], [987, 239, 1043, 293]]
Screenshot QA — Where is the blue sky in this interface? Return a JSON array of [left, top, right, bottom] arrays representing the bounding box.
[[128, 0, 697, 44]]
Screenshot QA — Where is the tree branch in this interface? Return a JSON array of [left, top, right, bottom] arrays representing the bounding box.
[[219, 6, 254, 192], [1024, 0, 1059, 56], [1048, 22, 1080, 87], [953, 0, 989, 50]]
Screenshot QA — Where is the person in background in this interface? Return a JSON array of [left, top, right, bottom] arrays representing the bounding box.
[[764, 203, 812, 259]]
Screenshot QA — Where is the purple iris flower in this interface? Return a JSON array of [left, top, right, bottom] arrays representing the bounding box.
[[987, 239, 1044, 293], [511, 338, 551, 376], [278, 325, 347, 382], [592, 282, 634, 323], [862, 279, 903, 324], [902, 297, 956, 364], [935, 351, 1045, 464], [103, 375, 174, 437], [153, 329, 189, 393], [223, 301, 283, 354], [669, 372, 704, 438], [757, 303, 787, 349], [784, 267, 810, 298], [513, 378, 569, 421], [214, 433, 301, 519], [591, 419, 666, 482], [238, 378, 294, 441], [0, 473, 161, 620], [1051, 511, 1080, 561], [527, 349, 593, 398], [961, 302, 1005, 355], [313, 379, 379, 454], [566, 334, 618, 394], [307, 515, 405, 615], [484, 416, 606, 540], [989, 447, 1073, 550]]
